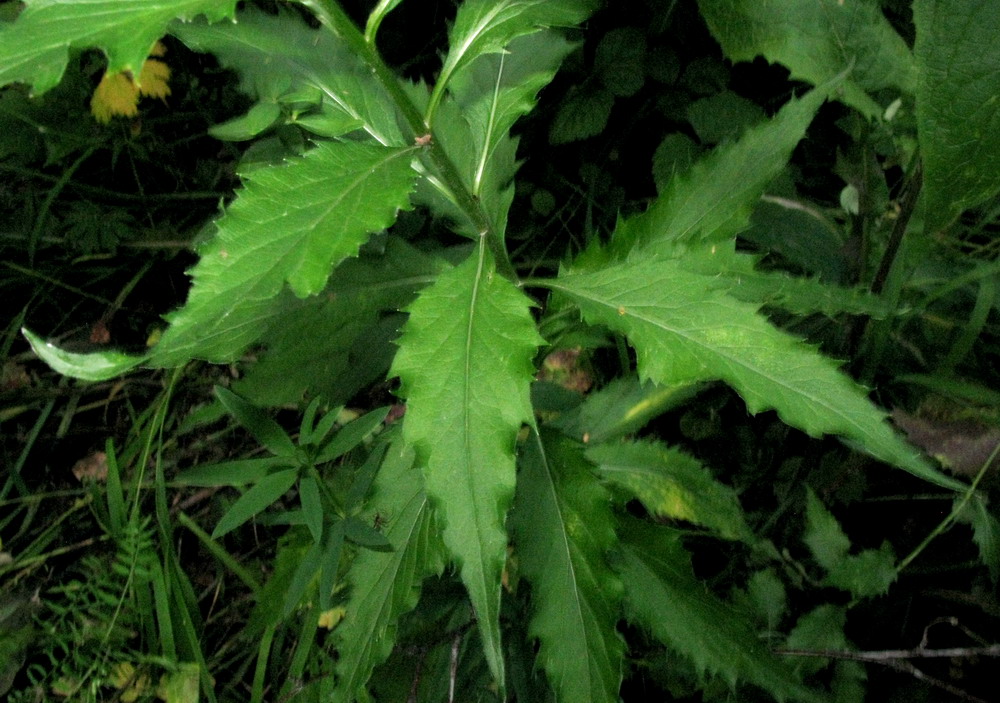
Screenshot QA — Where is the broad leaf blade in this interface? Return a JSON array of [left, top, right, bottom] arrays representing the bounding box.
[[150, 141, 417, 366], [511, 430, 624, 703], [957, 493, 1000, 583], [331, 436, 445, 703], [450, 31, 576, 198], [391, 243, 543, 683], [428, 0, 598, 122], [0, 0, 237, 95], [212, 468, 300, 539], [553, 376, 702, 445], [618, 520, 823, 702], [172, 7, 402, 146], [233, 237, 446, 407], [914, 0, 1000, 230], [587, 439, 751, 541], [22, 327, 146, 381], [609, 83, 835, 260], [697, 0, 914, 117], [550, 259, 964, 490]]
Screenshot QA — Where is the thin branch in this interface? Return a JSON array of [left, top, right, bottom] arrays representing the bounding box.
[[775, 644, 1000, 661]]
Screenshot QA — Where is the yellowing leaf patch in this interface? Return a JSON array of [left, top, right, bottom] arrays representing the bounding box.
[[91, 41, 171, 123]]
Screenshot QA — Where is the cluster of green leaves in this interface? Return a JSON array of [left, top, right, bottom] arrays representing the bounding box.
[[6, 0, 1000, 701]]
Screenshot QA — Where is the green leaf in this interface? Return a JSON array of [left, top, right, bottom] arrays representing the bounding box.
[[233, 237, 445, 407], [786, 604, 849, 677], [211, 468, 299, 539], [172, 7, 401, 145], [956, 493, 1000, 583], [826, 542, 896, 598], [209, 102, 282, 142], [449, 31, 576, 199], [391, 243, 543, 684], [175, 457, 291, 487], [549, 86, 614, 145], [697, 0, 914, 117], [609, 82, 836, 260], [331, 437, 445, 703], [803, 488, 851, 571], [805, 488, 896, 597], [149, 141, 417, 366], [914, 0, 1000, 230], [0, 0, 237, 95], [427, 0, 598, 123], [586, 439, 751, 541], [300, 476, 323, 544], [511, 430, 624, 703], [549, 258, 964, 490], [315, 407, 390, 465], [22, 327, 146, 381], [746, 569, 787, 632], [553, 376, 703, 445], [215, 387, 296, 457], [594, 27, 646, 98], [686, 91, 765, 144], [343, 516, 393, 551], [618, 520, 823, 702]]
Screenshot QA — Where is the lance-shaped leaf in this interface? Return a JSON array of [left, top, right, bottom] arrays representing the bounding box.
[[914, 0, 1000, 230], [332, 437, 444, 703], [450, 32, 576, 197], [0, 0, 236, 95], [609, 83, 835, 261], [586, 439, 751, 541], [22, 327, 146, 381], [548, 259, 964, 490], [618, 519, 824, 702], [511, 430, 624, 703], [171, 7, 401, 145], [150, 141, 417, 366], [697, 0, 914, 117], [391, 243, 543, 683], [427, 0, 598, 123]]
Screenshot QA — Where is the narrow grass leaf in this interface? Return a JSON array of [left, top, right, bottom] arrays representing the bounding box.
[[216, 387, 295, 457], [300, 476, 323, 544], [315, 407, 390, 465], [175, 457, 289, 487], [391, 244, 542, 683], [211, 468, 299, 539]]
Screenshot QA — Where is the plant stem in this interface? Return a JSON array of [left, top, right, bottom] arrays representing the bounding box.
[[303, 0, 518, 282]]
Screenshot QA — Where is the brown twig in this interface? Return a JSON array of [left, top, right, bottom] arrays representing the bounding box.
[[775, 641, 998, 703]]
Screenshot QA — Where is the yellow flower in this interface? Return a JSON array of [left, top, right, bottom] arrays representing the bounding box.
[[91, 41, 171, 124]]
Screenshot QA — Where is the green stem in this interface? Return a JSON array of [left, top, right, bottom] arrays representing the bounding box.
[[303, 0, 517, 282], [28, 146, 96, 265], [897, 443, 998, 574], [176, 511, 262, 593]]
